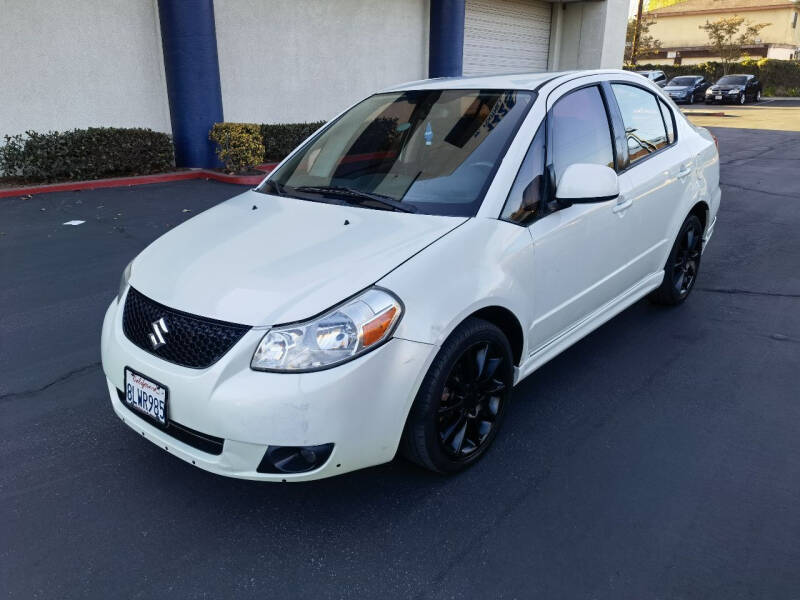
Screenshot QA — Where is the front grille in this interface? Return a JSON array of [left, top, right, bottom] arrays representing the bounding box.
[[122, 287, 250, 369], [116, 389, 224, 455]]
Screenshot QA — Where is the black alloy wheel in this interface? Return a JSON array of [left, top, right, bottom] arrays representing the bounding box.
[[437, 341, 507, 460], [672, 222, 702, 297], [649, 214, 704, 306], [401, 318, 513, 473]]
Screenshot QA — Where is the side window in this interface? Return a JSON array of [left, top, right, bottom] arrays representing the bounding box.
[[612, 83, 669, 165], [501, 125, 545, 224], [550, 86, 615, 184], [658, 99, 675, 144]]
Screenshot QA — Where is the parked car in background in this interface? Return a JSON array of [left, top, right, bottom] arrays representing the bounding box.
[[101, 69, 720, 481], [636, 70, 667, 87], [705, 74, 762, 104], [664, 75, 711, 104]]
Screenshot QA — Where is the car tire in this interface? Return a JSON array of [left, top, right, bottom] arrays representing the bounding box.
[[755, 90, 761, 102], [649, 214, 703, 306], [689, 94, 695, 105], [739, 93, 746, 105], [400, 317, 514, 474]]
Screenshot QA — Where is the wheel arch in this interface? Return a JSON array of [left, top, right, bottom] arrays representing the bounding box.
[[689, 200, 709, 233], [467, 305, 525, 367]]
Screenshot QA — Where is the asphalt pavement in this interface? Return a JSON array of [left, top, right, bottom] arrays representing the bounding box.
[[2, 126, 799, 599]]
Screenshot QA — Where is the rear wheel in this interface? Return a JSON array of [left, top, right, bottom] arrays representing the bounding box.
[[649, 215, 703, 306], [755, 90, 761, 102], [400, 318, 513, 473]]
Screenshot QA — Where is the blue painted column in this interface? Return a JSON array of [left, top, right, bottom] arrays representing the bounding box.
[[158, 0, 224, 168], [428, 0, 465, 78]]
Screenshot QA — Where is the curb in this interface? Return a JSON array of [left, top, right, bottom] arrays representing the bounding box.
[[683, 111, 727, 117], [0, 165, 277, 199]]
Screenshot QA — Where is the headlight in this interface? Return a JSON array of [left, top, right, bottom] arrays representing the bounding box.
[[118, 260, 133, 301], [251, 287, 403, 372]]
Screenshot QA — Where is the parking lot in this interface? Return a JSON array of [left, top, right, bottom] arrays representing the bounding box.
[[2, 121, 799, 598]]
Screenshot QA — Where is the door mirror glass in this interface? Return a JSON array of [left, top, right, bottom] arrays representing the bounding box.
[[555, 164, 619, 206]]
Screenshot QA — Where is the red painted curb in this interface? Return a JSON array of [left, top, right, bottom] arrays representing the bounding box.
[[0, 167, 274, 199]]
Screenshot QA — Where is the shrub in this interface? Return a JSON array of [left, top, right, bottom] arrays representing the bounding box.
[[260, 121, 325, 162], [623, 59, 800, 96], [209, 122, 265, 173], [0, 127, 174, 182]]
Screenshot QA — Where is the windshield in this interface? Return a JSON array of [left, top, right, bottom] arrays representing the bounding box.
[[260, 89, 536, 216], [668, 77, 699, 86], [718, 76, 747, 85]]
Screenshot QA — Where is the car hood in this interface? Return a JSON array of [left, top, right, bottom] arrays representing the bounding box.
[[129, 189, 466, 325]]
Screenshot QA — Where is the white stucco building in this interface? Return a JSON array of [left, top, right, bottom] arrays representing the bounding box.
[[1, 0, 628, 166]]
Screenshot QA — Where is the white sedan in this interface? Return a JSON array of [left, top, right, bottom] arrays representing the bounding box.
[[101, 69, 720, 481]]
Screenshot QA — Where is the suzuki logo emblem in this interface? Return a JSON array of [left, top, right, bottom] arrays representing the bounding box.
[[149, 317, 168, 349]]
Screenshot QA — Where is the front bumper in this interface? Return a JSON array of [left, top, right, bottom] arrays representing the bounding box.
[[101, 293, 437, 481], [705, 93, 741, 104]]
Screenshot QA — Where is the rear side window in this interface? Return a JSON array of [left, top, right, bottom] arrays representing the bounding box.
[[658, 99, 675, 144], [612, 84, 669, 165], [550, 86, 615, 183]]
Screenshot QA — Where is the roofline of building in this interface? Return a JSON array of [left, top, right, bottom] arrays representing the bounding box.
[[648, 3, 796, 17]]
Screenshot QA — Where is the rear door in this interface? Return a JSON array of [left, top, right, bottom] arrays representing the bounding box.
[[608, 81, 695, 276]]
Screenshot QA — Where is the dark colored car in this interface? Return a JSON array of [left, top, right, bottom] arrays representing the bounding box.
[[663, 76, 710, 104], [705, 74, 762, 105]]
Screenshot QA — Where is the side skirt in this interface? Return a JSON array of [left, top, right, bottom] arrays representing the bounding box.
[[513, 271, 664, 385]]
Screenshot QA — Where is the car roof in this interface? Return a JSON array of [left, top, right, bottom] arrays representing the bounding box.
[[382, 69, 636, 92]]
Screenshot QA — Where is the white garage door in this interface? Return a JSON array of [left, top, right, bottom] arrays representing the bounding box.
[[463, 0, 552, 75]]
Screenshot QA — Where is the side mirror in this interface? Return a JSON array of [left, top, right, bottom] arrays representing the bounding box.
[[555, 164, 619, 207]]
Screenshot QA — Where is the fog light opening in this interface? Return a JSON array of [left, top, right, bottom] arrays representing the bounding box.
[[257, 443, 334, 474]]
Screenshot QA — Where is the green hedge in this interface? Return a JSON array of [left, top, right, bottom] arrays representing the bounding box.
[[0, 127, 174, 182], [209, 122, 264, 173], [260, 121, 325, 162], [625, 59, 800, 96]]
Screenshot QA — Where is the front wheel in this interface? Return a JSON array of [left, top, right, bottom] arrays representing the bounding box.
[[755, 90, 761, 102], [400, 318, 513, 473], [739, 93, 746, 105], [649, 214, 703, 306]]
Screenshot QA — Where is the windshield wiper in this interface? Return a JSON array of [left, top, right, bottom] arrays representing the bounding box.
[[293, 186, 417, 213]]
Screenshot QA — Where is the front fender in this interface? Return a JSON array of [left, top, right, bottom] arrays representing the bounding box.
[[380, 218, 535, 356]]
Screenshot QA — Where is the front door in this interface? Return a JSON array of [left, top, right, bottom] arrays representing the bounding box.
[[527, 82, 640, 354]]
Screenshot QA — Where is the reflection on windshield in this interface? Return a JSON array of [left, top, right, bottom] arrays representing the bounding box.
[[261, 89, 536, 217], [668, 77, 698, 86], [718, 76, 747, 85]]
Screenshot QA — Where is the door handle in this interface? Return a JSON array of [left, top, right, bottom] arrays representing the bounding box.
[[677, 166, 692, 179], [612, 196, 632, 214]]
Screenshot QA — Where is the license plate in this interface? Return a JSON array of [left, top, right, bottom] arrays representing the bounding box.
[[124, 368, 168, 425], [715, 95, 722, 100]]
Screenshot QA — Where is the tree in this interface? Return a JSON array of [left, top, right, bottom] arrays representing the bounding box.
[[699, 16, 770, 74], [625, 14, 662, 65]]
